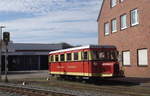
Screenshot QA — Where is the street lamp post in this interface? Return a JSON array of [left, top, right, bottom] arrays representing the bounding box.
[[0, 26, 5, 81], [4, 44, 8, 82], [3, 32, 10, 82]]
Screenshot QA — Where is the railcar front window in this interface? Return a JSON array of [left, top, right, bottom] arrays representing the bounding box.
[[92, 50, 117, 61]]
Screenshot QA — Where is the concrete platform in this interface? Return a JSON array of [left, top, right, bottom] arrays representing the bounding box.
[[1, 70, 49, 80]]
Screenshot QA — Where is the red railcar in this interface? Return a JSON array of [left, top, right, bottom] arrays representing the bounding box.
[[48, 45, 120, 78]]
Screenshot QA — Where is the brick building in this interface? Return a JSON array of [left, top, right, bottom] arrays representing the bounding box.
[[97, 0, 150, 77]]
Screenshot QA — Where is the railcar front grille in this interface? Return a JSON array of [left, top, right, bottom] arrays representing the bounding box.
[[114, 64, 119, 74]]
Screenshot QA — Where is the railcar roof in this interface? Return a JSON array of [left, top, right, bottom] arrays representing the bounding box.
[[49, 45, 116, 54]]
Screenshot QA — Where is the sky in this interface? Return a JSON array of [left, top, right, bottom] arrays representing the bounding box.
[[0, 0, 103, 45]]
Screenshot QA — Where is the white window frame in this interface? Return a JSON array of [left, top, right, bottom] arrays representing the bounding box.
[[111, 0, 117, 8], [138, 49, 148, 66], [121, 14, 127, 30], [122, 51, 131, 66], [111, 19, 117, 33], [120, 0, 124, 2], [104, 22, 110, 36], [131, 9, 139, 26]]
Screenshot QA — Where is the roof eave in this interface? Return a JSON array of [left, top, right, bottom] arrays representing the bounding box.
[[97, 0, 105, 22]]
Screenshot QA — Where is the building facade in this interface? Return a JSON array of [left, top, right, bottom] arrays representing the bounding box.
[[2, 42, 72, 71], [97, 0, 150, 77]]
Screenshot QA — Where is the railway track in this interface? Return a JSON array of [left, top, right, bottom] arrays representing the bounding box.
[[0, 78, 150, 96], [0, 83, 74, 96], [0, 81, 126, 96], [27, 78, 150, 96]]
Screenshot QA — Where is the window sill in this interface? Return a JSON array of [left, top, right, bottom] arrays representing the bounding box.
[[112, 30, 117, 33], [137, 65, 148, 67], [111, 4, 117, 8], [104, 34, 110, 36], [122, 65, 131, 67], [121, 27, 127, 30], [131, 23, 139, 27]]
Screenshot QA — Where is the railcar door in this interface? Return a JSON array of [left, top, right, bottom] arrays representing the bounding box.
[[82, 50, 90, 77]]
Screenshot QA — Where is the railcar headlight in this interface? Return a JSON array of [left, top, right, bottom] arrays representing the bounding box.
[[93, 62, 98, 66]]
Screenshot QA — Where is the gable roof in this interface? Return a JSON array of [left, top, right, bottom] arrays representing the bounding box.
[[97, 0, 105, 22], [7, 43, 72, 51]]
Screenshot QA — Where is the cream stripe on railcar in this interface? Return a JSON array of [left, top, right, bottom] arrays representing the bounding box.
[[50, 72, 113, 77]]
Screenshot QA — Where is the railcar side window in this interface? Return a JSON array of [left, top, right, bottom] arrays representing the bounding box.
[[83, 51, 88, 60], [93, 51, 98, 60], [67, 53, 72, 61], [74, 52, 79, 61], [60, 54, 65, 61], [50, 55, 53, 62], [55, 55, 59, 62], [49, 56, 51, 62]]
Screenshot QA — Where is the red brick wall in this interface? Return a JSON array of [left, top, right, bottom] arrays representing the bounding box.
[[98, 0, 150, 77]]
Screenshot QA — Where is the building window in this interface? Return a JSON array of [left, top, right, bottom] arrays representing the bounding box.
[[104, 22, 110, 36], [120, 0, 125, 2], [111, 19, 117, 33], [120, 14, 127, 30], [111, 0, 117, 8], [122, 51, 131, 66], [131, 9, 139, 26], [138, 49, 148, 66]]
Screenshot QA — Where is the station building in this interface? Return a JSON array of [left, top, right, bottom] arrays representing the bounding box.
[[97, 0, 150, 77], [1, 42, 72, 71]]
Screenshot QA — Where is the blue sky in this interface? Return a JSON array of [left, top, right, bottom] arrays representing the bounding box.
[[0, 0, 102, 45]]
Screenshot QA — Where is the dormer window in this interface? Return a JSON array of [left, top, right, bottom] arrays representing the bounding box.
[[111, 0, 117, 8]]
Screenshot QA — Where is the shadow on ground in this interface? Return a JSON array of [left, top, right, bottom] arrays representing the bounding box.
[[58, 77, 150, 87], [90, 77, 150, 86], [5, 70, 47, 75]]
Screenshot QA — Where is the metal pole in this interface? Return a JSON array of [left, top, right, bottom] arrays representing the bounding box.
[[38, 55, 41, 70], [0, 26, 5, 81], [0, 28, 2, 81], [5, 44, 8, 82]]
